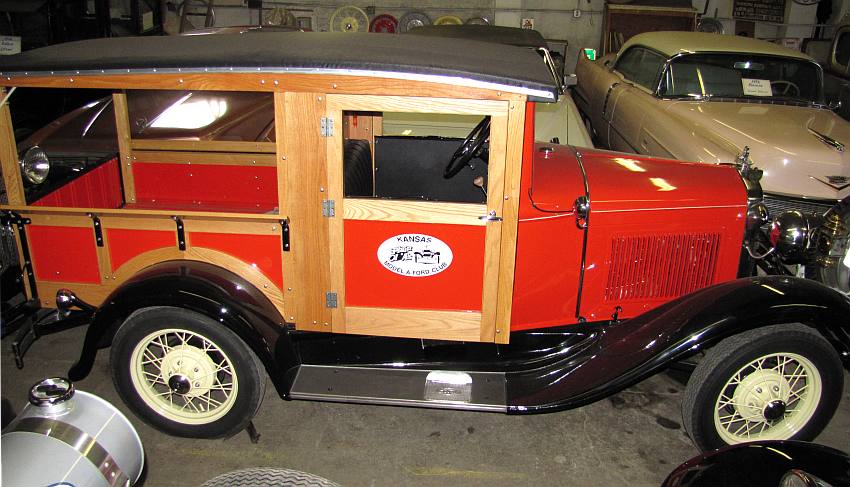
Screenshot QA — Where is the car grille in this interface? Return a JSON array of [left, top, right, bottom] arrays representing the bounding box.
[[605, 232, 721, 301], [763, 195, 836, 217]]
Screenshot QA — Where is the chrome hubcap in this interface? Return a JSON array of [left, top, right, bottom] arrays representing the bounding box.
[[763, 400, 787, 421], [168, 375, 191, 395]]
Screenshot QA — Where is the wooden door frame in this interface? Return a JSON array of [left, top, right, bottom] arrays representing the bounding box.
[[324, 94, 525, 343]]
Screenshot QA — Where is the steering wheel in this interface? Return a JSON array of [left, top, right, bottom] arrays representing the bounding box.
[[444, 117, 490, 179], [771, 80, 801, 97]]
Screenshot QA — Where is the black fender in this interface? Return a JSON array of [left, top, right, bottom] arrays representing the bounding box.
[[507, 276, 850, 413], [68, 260, 299, 397]]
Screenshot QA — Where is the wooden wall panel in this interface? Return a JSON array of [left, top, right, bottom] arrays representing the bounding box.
[[283, 92, 331, 331]]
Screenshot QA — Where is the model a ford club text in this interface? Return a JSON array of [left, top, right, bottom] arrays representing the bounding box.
[[0, 32, 848, 453]]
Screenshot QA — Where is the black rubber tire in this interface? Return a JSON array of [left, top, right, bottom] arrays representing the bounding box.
[[110, 307, 265, 438], [200, 467, 341, 487], [682, 323, 843, 452]]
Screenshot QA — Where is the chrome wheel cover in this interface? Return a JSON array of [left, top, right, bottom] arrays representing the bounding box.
[[714, 352, 821, 443], [130, 328, 238, 424]]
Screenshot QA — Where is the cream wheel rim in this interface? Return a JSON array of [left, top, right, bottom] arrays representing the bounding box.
[[330, 6, 368, 33], [714, 352, 821, 443], [130, 328, 238, 424]]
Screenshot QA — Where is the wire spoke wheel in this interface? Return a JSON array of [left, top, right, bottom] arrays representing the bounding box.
[[131, 328, 239, 424], [682, 324, 843, 452], [713, 352, 821, 443], [112, 307, 264, 438]]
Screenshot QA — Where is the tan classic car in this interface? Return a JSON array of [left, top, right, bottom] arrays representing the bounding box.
[[575, 31, 850, 293]]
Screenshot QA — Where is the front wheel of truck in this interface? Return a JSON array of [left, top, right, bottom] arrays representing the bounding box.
[[681, 323, 843, 452], [110, 307, 265, 438]]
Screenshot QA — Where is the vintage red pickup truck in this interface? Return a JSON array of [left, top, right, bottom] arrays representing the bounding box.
[[0, 32, 848, 452]]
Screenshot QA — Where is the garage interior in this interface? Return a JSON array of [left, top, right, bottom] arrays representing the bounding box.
[[2, 0, 850, 486]]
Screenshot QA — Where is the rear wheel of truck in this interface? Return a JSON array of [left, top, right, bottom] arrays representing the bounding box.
[[110, 307, 265, 438], [681, 323, 843, 452]]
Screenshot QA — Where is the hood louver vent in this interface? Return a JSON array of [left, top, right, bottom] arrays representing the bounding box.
[[605, 233, 721, 301]]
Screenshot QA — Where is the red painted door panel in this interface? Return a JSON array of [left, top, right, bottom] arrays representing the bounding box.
[[344, 220, 485, 312]]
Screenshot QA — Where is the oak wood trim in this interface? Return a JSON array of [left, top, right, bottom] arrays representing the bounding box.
[[108, 247, 286, 312], [346, 307, 482, 342], [3, 205, 283, 221], [28, 214, 94, 228], [479, 112, 509, 342], [326, 106, 346, 332], [113, 92, 136, 203], [343, 199, 487, 226], [327, 94, 510, 116], [184, 218, 280, 235], [130, 139, 276, 153], [3, 74, 524, 101], [493, 98, 526, 343], [372, 115, 382, 189], [132, 150, 276, 166], [273, 92, 294, 321], [283, 92, 331, 332], [325, 105, 346, 332], [0, 87, 24, 205], [100, 216, 178, 231]]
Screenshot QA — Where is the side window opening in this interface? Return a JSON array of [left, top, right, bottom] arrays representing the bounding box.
[[614, 48, 644, 82], [615, 47, 665, 91], [20, 88, 278, 214], [342, 111, 488, 204]]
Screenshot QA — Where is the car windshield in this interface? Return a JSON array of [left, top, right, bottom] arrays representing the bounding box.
[[659, 53, 822, 104]]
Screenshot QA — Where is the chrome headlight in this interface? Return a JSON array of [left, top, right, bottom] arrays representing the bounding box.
[[770, 211, 815, 264], [20, 146, 50, 184]]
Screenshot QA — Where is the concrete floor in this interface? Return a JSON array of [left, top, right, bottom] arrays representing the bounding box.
[[2, 326, 850, 487]]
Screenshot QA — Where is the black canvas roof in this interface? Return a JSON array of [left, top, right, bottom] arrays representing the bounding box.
[[0, 32, 558, 101], [407, 25, 548, 50]]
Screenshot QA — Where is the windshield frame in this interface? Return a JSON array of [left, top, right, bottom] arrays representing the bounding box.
[[653, 51, 826, 106]]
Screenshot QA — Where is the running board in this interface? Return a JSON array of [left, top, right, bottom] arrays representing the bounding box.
[[289, 365, 507, 412]]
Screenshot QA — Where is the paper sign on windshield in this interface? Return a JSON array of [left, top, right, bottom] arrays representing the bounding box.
[[0, 36, 20, 55], [742, 78, 773, 97]]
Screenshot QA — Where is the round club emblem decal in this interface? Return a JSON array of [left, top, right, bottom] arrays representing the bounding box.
[[377, 233, 453, 277]]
